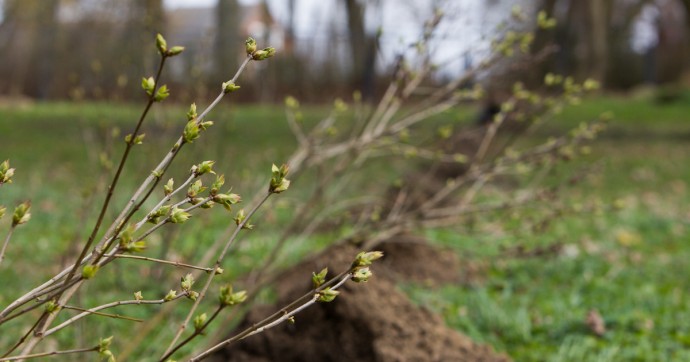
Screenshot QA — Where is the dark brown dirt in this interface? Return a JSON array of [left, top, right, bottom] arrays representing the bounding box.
[[207, 240, 510, 362]]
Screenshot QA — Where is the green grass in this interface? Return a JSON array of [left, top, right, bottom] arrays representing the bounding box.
[[406, 100, 690, 361], [0, 93, 689, 360]]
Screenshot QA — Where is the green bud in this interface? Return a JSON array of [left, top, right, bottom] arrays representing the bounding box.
[[284, 96, 299, 109], [186, 103, 197, 121], [234, 209, 245, 225], [98, 336, 113, 354], [214, 267, 224, 275], [124, 133, 146, 145], [119, 224, 135, 245], [190, 197, 206, 205], [98, 336, 116, 362], [453, 154, 468, 164], [156, 33, 168, 53], [187, 180, 206, 198], [183, 120, 200, 143], [101, 350, 116, 362], [170, 207, 191, 224], [0, 206, 5, 219], [333, 98, 348, 113], [352, 267, 373, 283], [188, 291, 199, 301], [312, 268, 328, 288], [164, 290, 177, 301], [245, 37, 257, 54], [199, 121, 214, 131], [222, 81, 241, 94], [194, 313, 208, 331], [82, 265, 100, 279], [195, 160, 216, 176], [210, 174, 225, 195], [0, 160, 14, 184], [437, 125, 452, 140], [219, 284, 247, 306], [167, 45, 185, 56], [122, 240, 146, 253], [317, 287, 339, 303], [583, 79, 600, 91], [141, 76, 155, 95], [134, 291, 143, 301], [181, 273, 195, 291], [269, 164, 291, 193], [352, 251, 384, 268], [252, 47, 276, 61], [164, 178, 174, 196], [45, 299, 60, 313], [148, 204, 171, 224], [537, 11, 557, 29], [214, 193, 241, 211], [154, 84, 170, 102], [12, 201, 31, 226]]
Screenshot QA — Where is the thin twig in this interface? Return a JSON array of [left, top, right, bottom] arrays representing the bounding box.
[[161, 192, 272, 357], [0, 226, 16, 265], [0, 346, 98, 361], [112, 254, 214, 273], [42, 292, 189, 337]]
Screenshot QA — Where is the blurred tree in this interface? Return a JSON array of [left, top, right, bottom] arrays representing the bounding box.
[[215, 0, 241, 79], [121, 0, 165, 91], [531, 0, 688, 88], [344, 0, 380, 100], [0, 0, 58, 98]]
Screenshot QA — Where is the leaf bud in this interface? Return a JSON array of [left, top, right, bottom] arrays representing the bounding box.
[[222, 81, 241, 94], [81, 265, 100, 279], [252, 47, 276, 61], [245, 37, 257, 54], [210, 174, 225, 195], [183, 120, 200, 143], [317, 287, 339, 303], [12, 201, 31, 226], [312, 268, 328, 288], [164, 178, 174, 196], [167, 45, 185, 56], [214, 193, 241, 211], [156, 33, 167, 53], [141, 76, 155, 95], [195, 160, 216, 176], [352, 251, 384, 267], [0, 160, 14, 184], [219, 284, 247, 306], [45, 299, 60, 313], [187, 180, 206, 198], [194, 313, 207, 331], [186, 103, 198, 121], [170, 207, 191, 224], [164, 290, 177, 301], [352, 267, 373, 283], [154, 84, 170, 102], [181, 273, 195, 291]]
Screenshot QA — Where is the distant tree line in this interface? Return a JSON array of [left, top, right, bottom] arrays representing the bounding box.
[[0, 0, 689, 102]]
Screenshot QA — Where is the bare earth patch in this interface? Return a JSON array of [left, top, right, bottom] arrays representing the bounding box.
[[208, 241, 509, 362]]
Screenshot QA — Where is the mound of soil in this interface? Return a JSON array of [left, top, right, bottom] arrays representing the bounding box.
[[207, 240, 509, 362]]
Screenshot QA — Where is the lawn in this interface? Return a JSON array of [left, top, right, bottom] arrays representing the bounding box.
[[0, 92, 689, 361]]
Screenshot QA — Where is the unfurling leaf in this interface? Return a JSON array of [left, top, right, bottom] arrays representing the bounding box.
[[312, 268, 328, 288]]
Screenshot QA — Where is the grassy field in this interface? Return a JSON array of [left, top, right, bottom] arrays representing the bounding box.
[[0, 93, 689, 361]]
